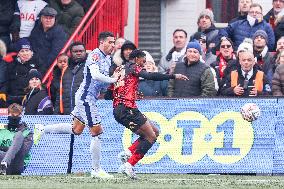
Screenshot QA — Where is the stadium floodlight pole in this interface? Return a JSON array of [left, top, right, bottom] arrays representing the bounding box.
[[42, 0, 101, 84]]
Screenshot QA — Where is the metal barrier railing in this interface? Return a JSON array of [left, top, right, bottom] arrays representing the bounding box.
[[42, 0, 127, 84]]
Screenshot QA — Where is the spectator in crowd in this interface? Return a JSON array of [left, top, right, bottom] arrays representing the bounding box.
[[275, 47, 284, 67], [138, 51, 168, 97], [29, 6, 67, 75], [13, 0, 48, 39], [50, 53, 68, 109], [264, 0, 284, 30], [272, 62, 284, 95], [167, 40, 216, 97], [274, 9, 284, 43], [276, 36, 284, 52], [218, 38, 255, 88], [219, 3, 275, 51], [220, 48, 271, 97], [190, 32, 217, 66], [4, 38, 40, 106], [0, 40, 7, 108], [191, 9, 219, 54], [22, 69, 53, 115], [230, 0, 253, 23], [110, 40, 136, 75], [272, 36, 284, 71], [49, 0, 85, 36], [158, 29, 187, 74], [0, 0, 20, 49], [252, 30, 274, 85], [210, 37, 236, 92], [0, 103, 33, 175], [113, 37, 126, 54], [52, 42, 87, 115]]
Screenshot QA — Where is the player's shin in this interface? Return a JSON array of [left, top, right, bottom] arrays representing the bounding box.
[[127, 138, 155, 166], [90, 136, 101, 171], [44, 123, 73, 134]]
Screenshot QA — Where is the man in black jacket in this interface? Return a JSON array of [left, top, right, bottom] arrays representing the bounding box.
[[29, 6, 67, 75], [52, 41, 87, 115]]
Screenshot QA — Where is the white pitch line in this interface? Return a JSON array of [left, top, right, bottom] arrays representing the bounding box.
[[69, 176, 284, 183]]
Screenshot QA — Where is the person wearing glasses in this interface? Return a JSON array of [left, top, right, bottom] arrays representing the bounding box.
[[219, 3, 275, 51], [220, 42, 271, 97], [190, 32, 217, 66], [210, 37, 236, 93]]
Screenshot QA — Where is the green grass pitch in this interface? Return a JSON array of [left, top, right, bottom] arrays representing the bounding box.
[[1, 173, 284, 189]]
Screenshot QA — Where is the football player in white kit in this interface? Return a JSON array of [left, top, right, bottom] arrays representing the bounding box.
[[34, 31, 120, 179]]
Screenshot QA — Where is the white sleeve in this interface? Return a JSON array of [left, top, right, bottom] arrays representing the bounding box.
[[89, 64, 117, 83]]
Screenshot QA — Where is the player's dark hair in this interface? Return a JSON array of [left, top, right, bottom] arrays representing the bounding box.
[[129, 49, 146, 60], [98, 31, 114, 42]]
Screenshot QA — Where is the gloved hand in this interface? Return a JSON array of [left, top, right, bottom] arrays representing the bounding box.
[[2, 52, 17, 63]]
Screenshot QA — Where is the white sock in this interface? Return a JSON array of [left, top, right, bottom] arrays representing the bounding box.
[[44, 123, 73, 134], [90, 136, 101, 171]]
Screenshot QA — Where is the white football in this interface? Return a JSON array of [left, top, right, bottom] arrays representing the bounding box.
[[240, 103, 261, 122]]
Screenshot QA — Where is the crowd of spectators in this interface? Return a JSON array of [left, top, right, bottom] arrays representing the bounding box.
[[1, 0, 284, 116]]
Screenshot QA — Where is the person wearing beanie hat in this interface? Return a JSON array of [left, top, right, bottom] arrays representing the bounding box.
[[138, 51, 168, 97], [5, 38, 41, 106], [110, 40, 137, 75], [28, 69, 42, 82], [198, 9, 214, 24], [237, 38, 254, 55], [252, 30, 268, 45], [120, 40, 137, 62], [15, 38, 32, 52], [23, 68, 53, 115], [167, 39, 217, 97], [193, 9, 218, 56], [186, 40, 202, 54], [252, 30, 274, 86]]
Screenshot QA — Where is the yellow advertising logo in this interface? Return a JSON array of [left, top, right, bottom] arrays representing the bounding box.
[[122, 111, 254, 164]]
